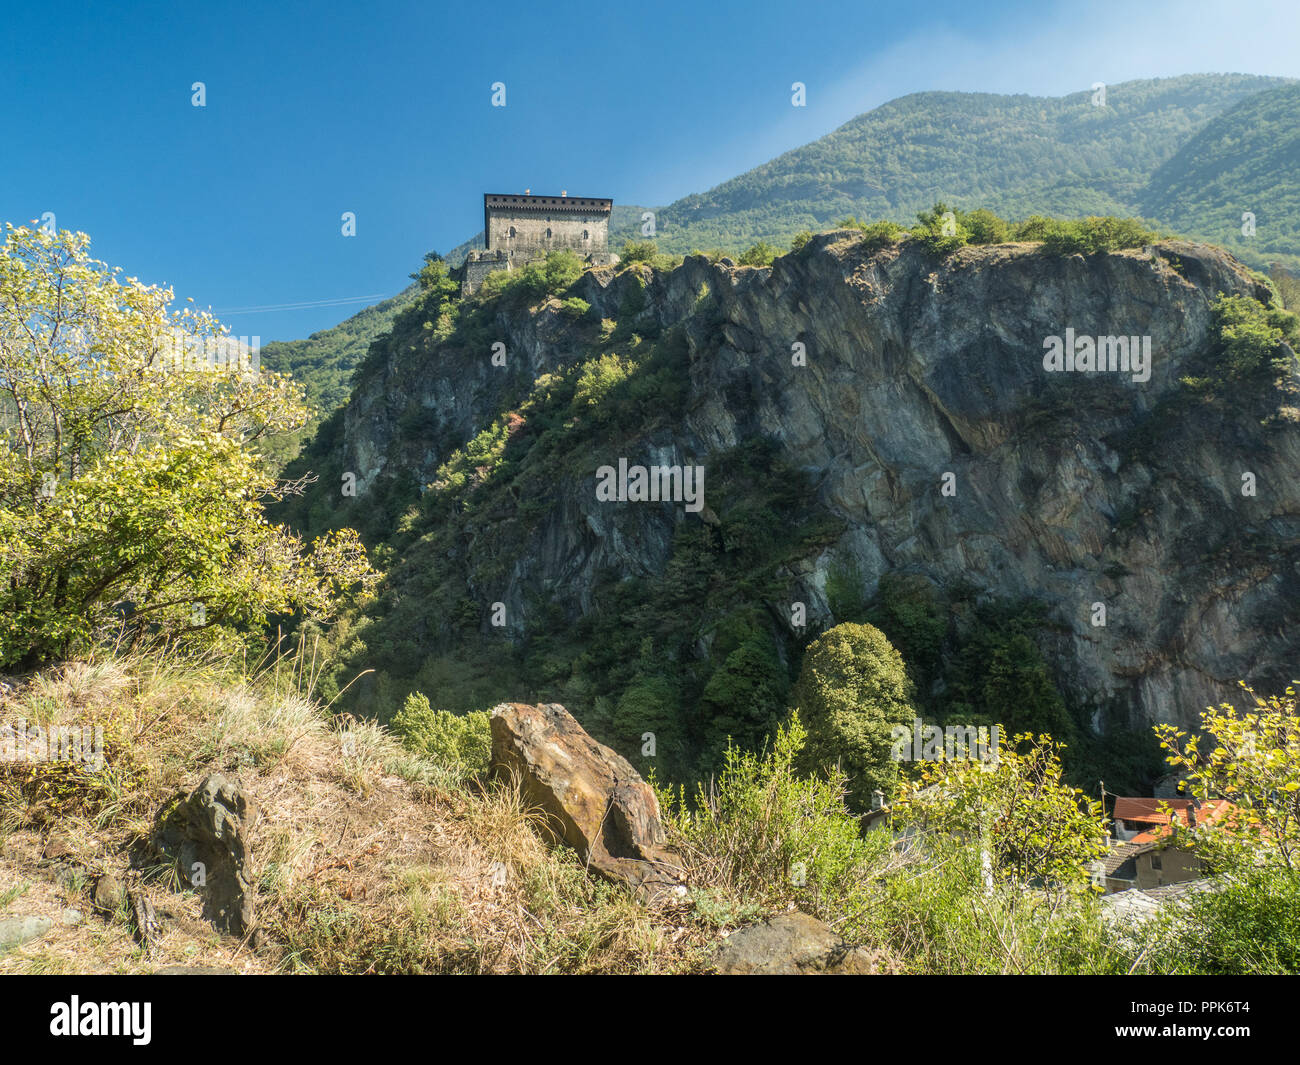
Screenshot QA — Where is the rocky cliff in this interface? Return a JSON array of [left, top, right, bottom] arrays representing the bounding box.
[[325, 230, 1299, 735]]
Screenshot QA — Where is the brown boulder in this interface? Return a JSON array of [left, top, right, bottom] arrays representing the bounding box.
[[714, 912, 896, 975], [489, 702, 682, 895]]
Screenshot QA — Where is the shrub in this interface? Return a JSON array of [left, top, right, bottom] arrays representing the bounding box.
[[572, 353, 635, 418], [390, 692, 490, 781], [962, 208, 1011, 245], [1037, 216, 1158, 255], [558, 296, 592, 322], [658, 713, 889, 935], [912, 203, 969, 253], [1138, 867, 1300, 974], [620, 240, 657, 264], [790, 231, 813, 251], [737, 241, 777, 267], [1210, 293, 1298, 378]]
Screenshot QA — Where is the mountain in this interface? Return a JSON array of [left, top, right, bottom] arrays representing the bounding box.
[[608, 74, 1297, 259], [267, 74, 1297, 443], [1138, 82, 1300, 268], [278, 228, 1300, 794]]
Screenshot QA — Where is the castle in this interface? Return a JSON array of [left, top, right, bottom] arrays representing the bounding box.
[[462, 191, 617, 293]]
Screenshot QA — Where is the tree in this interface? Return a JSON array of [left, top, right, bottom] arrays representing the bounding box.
[[1154, 683, 1300, 871], [790, 622, 917, 810], [893, 732, 1108, 894], [698, 634, 788, 760], [0, 225, 376, 667]]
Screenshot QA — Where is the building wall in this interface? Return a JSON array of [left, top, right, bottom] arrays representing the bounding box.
[[486, 207, 609, 259], [1136, 848, 1200, 890]]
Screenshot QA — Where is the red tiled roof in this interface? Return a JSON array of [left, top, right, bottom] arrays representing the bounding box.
[[1113, 797, 1194, 823]]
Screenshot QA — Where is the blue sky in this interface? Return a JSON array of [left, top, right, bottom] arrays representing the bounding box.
[[2, 0, 1297, 342]]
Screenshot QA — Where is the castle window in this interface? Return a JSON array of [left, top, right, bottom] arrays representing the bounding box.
[[509, 226, 516, 238], [583, 229, 589, 240], [545, 228, 552, 238]]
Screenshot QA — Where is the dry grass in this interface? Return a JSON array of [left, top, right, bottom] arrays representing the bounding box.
[[0, 647, 716, 974]]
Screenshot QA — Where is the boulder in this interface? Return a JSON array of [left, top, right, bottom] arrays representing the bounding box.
[[155, 774, 256, 936], [489, 702, 682, 895], [93, 872, 125, 915], [714, 912, 896, 975]]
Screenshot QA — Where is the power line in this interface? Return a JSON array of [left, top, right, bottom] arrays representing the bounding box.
[[210, 293, 389, 315]]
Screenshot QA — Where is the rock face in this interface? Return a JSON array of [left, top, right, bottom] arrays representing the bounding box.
[[337, 234, 1300, 730], [489, 702, 681, 893], [714, 912, 895, 974], [155, 774, 256, 937]]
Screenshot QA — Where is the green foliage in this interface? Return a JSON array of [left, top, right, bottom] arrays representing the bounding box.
[[962, 208, 1011, 244], [698, 632, 788, 761], [620, 240, 658, 264], [869, 573, 946, 687], [572, 354, 636, 419], [0, 226, 376, 668], [558, 296, 592, 322], [895, 731, 1109, 890], [789, 231, 813, 251], [1154, 684, 1300, 871], [390, 692, 491, 781], [1210, 293, 1299, 378], [1137, 866, 1300, 974], [913, 203, 970, 253], [658, 713, 890, 935], [1033, 215, 1158, 255], [737, 241, 777, 266], [790, 622, 918, 810]]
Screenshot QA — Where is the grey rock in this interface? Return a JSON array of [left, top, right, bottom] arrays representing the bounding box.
[[0, 915, 53, 950], [333, 236, 1300, 732], [93, 873, 125, 914], [60, 908, 84, 927], [714, 911, 895, 975], [155, 774, 257, 936]]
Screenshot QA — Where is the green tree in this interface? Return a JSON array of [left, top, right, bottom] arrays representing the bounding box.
[[0, 225, 376, 667], [790, 622, 918, 810], [1154, 683, 1300, 871], [698, 634, 789, 759], [894, 731, 1109, 893]]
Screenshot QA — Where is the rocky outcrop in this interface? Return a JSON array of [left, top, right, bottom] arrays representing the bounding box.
[[337, 233, 1300, 730], [489, 702, 682, 895], [714, 911, 896, 974], [155, 774, 257, 937]]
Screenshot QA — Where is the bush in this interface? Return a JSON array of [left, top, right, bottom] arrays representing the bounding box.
[[1138, 867, 1300, 974], [390, 692, 491, 781], [912, 203, 969, 253], [558, 296, 592, 322], [658, 713, 889, 935], [789, 622, 918, 811], [790, 231, 813, 251], [572, 353, 635, 418], [962, 208, 1011, 245], [1035, 216, 1158, 255], [737, 241, 777, 267], [1211, 293, 1298, 378], [620, 240, 657, 264]]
